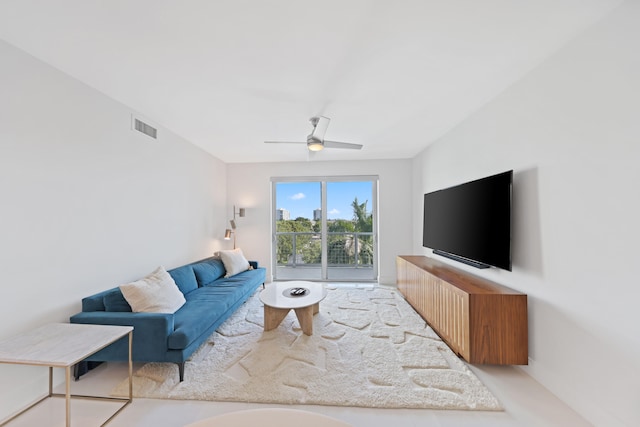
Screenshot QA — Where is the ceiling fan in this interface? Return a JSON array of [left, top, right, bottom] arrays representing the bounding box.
[[265, 116, 363, 152]]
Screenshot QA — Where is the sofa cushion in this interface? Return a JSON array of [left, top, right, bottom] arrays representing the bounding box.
[[192, 258, 226, 286], [219, 248, 251, 277], [167, 299, 227, 350], [81, 288, 112, 312], [103, 289, 132, 312], [211, 267, 265, 289], [120, 266, 186, 314], [168, 265, 198, 295], [167, 283, 254, 350]]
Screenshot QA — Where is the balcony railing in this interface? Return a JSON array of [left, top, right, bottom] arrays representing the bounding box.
[[275, 231, 374, 268]]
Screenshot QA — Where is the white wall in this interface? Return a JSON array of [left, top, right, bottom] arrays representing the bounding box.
[[412, 2, 639, 426], [0, 40, 228, 419], [226, 160, 413, 285]]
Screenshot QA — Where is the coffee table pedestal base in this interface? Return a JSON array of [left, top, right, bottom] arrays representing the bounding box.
[[264, 302, 320, 335]]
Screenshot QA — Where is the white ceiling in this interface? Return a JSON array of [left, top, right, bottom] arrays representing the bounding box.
[[0, 0, 621, 163]]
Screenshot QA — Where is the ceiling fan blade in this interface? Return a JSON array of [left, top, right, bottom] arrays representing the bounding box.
[[310, 116, 330, 140], [266, 116, 364, 153], [264, 141, 306, 144], [323, 140, 363, 150]]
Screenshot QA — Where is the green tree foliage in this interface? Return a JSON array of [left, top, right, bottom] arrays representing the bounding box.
[[328, 197, 373, 265], [276, 218, 316, 264], [276, 197, 373, 266], [327, 219, 355, 232], [351, 197, 373, 232]]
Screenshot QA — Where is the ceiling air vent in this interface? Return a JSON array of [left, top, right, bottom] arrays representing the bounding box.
[[132, 115, 157, 139]]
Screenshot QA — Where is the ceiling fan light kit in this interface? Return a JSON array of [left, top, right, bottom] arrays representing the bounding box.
[[265, 116, 363, 152], [307, 137, 324, 151]]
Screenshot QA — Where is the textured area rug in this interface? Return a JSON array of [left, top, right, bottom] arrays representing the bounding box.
[[112, 287, 502, 410]]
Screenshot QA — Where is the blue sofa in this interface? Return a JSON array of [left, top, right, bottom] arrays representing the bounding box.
[[70, 256, 266, 381]]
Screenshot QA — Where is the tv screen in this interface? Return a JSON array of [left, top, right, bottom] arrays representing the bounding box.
[[423, 170, 512, 271]]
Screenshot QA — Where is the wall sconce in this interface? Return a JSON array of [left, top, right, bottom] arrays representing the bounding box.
[[224, 205, 245, 249]]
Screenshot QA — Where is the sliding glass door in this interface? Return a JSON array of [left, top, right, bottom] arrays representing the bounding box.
[[273, 181, 323, 280], [272, 176, 378, 282], [326, 181, 375, 280]]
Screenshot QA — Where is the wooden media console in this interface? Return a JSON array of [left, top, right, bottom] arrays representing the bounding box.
[[396, 255, 528, 365]]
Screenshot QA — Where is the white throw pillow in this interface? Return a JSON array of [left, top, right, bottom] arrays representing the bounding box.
[[119, 266, 186, 313], [220, 248, 252, 278]]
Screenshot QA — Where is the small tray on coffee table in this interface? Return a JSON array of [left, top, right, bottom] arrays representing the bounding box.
[[285, 287, 309, 297]]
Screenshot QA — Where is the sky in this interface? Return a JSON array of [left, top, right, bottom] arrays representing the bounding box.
[[275, 181, 373, 220]]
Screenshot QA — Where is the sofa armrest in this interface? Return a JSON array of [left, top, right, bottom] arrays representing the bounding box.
[[70, 311, 174, 361]]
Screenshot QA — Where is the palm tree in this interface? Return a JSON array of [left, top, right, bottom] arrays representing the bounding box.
[[329, 197, 373, 265], [351, 197, 371, 232]]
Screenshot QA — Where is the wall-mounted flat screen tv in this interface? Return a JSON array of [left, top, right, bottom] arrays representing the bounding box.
[[423, 170, 512, 271]]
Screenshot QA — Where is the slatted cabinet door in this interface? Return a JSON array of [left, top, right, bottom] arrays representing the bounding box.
[[396, 255, 527, 365]]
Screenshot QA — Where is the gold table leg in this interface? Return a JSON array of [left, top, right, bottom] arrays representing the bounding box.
[[65, 366, 71, 427]]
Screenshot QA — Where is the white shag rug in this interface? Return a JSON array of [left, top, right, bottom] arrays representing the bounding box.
[[112, 287, 502, 410]]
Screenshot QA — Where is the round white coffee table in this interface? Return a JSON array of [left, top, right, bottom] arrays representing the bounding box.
[[259, 281, 327, 335]]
